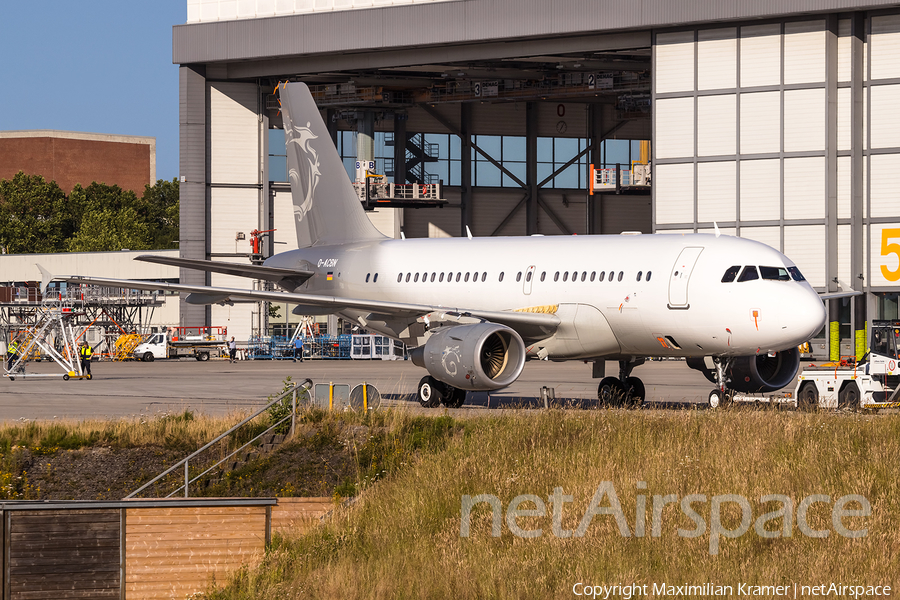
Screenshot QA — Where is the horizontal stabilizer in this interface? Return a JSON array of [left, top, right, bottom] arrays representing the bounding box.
[[135, 255, 313, 285]]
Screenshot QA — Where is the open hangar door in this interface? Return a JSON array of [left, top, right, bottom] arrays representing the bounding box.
[[261, 42, 651, 239]]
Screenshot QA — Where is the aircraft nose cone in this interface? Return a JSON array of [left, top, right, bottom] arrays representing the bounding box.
[[797, 287, 827, 340]]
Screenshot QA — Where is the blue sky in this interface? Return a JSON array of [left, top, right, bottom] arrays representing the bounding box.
[[0, 1, 185, 181]]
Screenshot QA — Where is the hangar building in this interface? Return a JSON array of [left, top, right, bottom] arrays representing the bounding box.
[[173, 0, 900, 358]]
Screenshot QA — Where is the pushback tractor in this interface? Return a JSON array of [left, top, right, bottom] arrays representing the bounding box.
[[794, 320, 900, 410]]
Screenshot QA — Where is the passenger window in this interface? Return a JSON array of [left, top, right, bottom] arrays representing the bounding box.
[[422, 272, 427, 282], [414, 273, 419, 282], [373, 273, 378, 283], [788, 266, 805, 281], [760, 266, 790, 281], [525, 271, 532, 282], [516, 272, 522, 282], [581, 272, 586, 282], [456, 273, 461, 282], [439, 273, 445, 282], [646, 271, 652, 281], [590, 271, 596, 282], [636, 271, 642, 281], [540, 271, 546, 282], [563, 272, 569, 282], [397, 273, 403, 283], [465, 273, 470, 282], [617, 271, 623, 282], [572, 271, 578, 281], [599, 271, 605, 281], [482, 272, 487, 282], [721, 265, 741, 283], [609, 272, 615, 282], [554, 272, 560, 282], [406, 273, 411, 283], [366, 273, 370, 283], [473, 272, 479, 281], [738, 266, 759, 282], [499, 272, 504, 282], [430, 273, 436, 282]]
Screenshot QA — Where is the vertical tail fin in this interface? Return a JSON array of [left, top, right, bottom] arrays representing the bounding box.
[[278, 82, 385, 248]]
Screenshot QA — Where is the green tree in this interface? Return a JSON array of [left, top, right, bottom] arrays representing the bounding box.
[[138, 178, 180, 249], [0, 172, 71, 253], [65, 183, 149, 252]]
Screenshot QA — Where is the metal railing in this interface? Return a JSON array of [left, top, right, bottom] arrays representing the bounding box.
[[126, 378, 313, 499]]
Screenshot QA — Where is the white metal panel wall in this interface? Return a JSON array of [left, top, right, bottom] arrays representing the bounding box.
[[740, 92, 780, 155], [697, 161, 735, 223], [783, 20, 825, 85], [837, 156, 851, 220], [739, 159, 780, 221], [210, 188, 258, 254], [655, 31, 694, 94], [783, 225, 826, 287], [272, 189, 299, 251], [210, 83, 258, 185], [870, 154, 900, 218], [697, 28, 736, 90], [837, 87, 851, 152], [697, 95, 735, 156], [740, 24, 781, 88], [654, 163, 693, 224], [838, 19, 852, 83], [870, 15, 900, 80], [783, 157, 825, 220], [838, 224, 851, 286], [739, 226, 781, 252], [784, 88, 825, 152], [655, 97, 694, 159], [869, 85, 900, 149]]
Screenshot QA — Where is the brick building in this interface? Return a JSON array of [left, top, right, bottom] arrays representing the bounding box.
[[0, 130, 156, 194]]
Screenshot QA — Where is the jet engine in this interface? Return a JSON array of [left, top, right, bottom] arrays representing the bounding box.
[[410, 323, 526, 391], [687, 347, 801, 393]]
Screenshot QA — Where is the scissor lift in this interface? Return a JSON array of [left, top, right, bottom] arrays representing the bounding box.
[[4, 299, 89, 381]]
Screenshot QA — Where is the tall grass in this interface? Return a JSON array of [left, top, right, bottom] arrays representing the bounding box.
[[207, 409, 900, 599]]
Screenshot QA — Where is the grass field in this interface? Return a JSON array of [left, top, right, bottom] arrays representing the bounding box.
[[204, 408, 900, 599]]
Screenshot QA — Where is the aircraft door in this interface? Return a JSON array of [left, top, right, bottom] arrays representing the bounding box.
[[668, 247, 704, 309], [523, 265, 535, 295]]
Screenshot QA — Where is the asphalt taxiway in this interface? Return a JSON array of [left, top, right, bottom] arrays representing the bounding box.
[[0, 358, 763, 420]]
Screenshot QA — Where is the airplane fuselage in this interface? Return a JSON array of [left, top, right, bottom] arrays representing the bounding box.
[[265, 232, 825, 361]]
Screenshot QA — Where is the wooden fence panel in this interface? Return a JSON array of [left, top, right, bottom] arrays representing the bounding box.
[[6, 509, 120, 600], [124, 506, 266, 600], [270, 497, 331, 536]]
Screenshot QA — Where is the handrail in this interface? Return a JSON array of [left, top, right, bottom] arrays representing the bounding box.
[[125, 378, 313, 498]]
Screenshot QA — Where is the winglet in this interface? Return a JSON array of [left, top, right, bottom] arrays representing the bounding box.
[[466, 226, 473, 240], [36, 264, 53, 295], [714, 222, 721, 238]]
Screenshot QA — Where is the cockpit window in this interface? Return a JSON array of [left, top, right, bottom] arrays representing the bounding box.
[[760, 266, 790, 281], [721, 265, 740, 283], [787, 266, 805, 282], [738, 266, 759, 282]]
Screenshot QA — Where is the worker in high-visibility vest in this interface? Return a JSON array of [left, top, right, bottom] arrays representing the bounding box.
[[6, 338, 19, 371], [79, 341, 94, 377]]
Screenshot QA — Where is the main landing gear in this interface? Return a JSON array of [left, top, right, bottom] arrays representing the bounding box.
[[417, 376, 467, 409], [598, 359, 646, 407]]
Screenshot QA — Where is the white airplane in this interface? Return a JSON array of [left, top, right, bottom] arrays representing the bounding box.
[[45, 82, 832, 408]]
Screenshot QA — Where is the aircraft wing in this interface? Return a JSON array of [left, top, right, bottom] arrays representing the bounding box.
[[49, 275, 559, 340], [134, 255, 314, 286], [819, 290, 864, 300]]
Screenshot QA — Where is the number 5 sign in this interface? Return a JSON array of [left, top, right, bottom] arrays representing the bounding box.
[[877, 226, 900, 283]]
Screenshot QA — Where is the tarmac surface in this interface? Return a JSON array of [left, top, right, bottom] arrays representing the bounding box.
[[0, 357, 795, 421]]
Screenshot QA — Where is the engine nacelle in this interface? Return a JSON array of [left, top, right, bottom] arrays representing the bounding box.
[[687, 348, 801, 393], [410, 323, 526, 391]]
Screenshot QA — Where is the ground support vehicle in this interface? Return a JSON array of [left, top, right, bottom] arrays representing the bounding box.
[[794, 320, 900, 410], [134, 327, 227, 362]]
